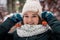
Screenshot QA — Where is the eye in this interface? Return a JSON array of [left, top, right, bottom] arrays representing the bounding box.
[[32, 15, 37, 17], [24, 16, 29, 18]]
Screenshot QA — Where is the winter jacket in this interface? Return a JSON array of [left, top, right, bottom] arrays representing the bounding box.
[[0, 12, 60, 40], [0, 18, 16, 40]]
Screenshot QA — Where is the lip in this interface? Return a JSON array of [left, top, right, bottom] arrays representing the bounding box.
[[26, 23, 34, 25]]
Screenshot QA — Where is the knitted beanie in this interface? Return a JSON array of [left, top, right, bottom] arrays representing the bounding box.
[[22, 0, 42, 17]]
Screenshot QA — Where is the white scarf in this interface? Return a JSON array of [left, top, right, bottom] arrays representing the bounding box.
[[17, 24, 49, 37]]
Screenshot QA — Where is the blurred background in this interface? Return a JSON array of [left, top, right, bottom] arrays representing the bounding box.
[[0, 0, 60, 40], [0, 0, 60, 24]]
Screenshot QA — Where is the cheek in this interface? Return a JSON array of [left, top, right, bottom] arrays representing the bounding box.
[[23, 18, 28, 24], [33, 17, 39, 24]]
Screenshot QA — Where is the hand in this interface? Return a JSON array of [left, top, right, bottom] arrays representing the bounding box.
[[41, 11, 54, 21], [10, 13, 23, 23]]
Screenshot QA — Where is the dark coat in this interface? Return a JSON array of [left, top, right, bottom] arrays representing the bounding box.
[[0, 18, 16, 40], [0, 16, 60, 40]]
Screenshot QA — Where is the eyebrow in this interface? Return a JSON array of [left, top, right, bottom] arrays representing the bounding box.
[[23, 14, 28, 16], [24, 13, 38, 16], [32, 14, 38, 15]]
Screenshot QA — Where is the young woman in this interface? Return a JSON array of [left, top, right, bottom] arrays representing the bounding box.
[[13, 0, 50, 40]]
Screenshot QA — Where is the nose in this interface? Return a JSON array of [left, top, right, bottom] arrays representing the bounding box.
[[28, 17, 33, 24], [28, 17, 32, 22]]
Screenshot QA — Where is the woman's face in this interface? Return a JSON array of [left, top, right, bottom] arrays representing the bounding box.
[[23, 11, 39, 25]]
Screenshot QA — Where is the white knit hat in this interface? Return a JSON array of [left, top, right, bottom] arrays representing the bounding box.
[[22, 0, 42, 17]]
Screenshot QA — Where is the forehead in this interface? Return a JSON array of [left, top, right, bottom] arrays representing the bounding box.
[[24, 11, 38, 15]]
